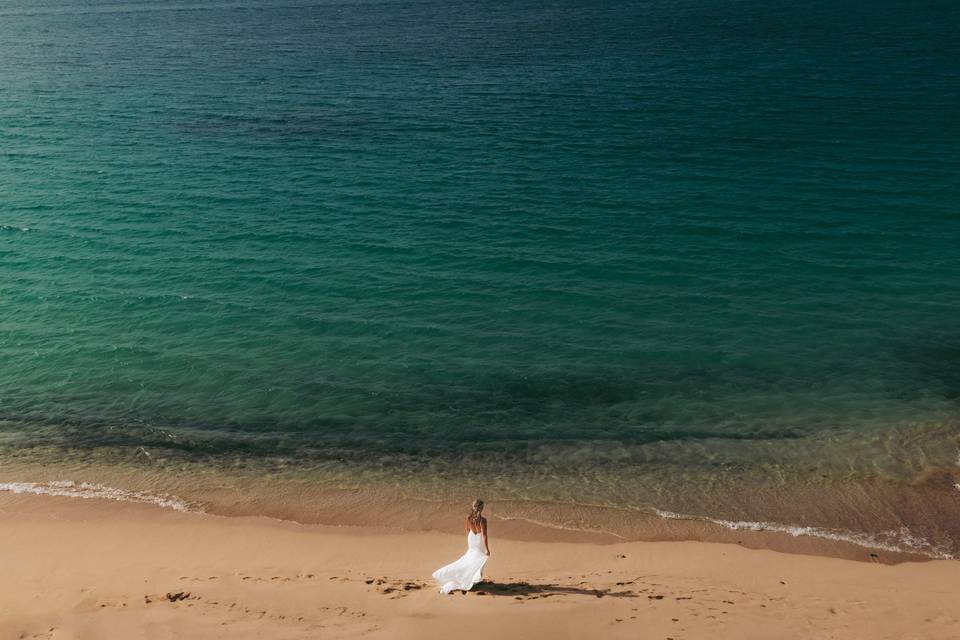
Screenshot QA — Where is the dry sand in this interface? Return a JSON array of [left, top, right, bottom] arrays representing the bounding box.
[[0, 492, 957, 640]]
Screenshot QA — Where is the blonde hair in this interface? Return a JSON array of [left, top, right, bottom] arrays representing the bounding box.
[[468, 499, 484, 525]]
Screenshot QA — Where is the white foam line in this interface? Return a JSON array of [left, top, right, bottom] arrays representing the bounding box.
[[651, 508, 954, 560], [0, 480, 200, 513]]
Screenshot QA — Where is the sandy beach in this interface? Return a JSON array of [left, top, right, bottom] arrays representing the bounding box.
[[1, 492, 957, 640], [3, 1, 958, 639]]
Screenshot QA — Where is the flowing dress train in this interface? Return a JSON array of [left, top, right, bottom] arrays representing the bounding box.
[[432, 530, 487, 594]]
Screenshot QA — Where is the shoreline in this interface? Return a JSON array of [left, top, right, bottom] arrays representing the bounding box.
[[1, 491, 958, 639], [0, 474, 949, 563], [3, 419, 958, 562]]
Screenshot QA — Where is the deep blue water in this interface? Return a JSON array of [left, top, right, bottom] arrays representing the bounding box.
[[1, 0, 959, 546]]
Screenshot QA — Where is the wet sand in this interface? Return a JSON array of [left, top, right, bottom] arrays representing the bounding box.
[[3, 455, 958, 562]]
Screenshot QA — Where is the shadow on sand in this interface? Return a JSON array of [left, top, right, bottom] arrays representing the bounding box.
[[470, 581, 637, 599]]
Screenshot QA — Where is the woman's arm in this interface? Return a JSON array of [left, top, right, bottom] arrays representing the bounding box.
[[481, 517, 490, 556], [464, 516, 471, 534]]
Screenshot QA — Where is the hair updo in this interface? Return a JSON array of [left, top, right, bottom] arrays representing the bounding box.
[[469, 499, 484, 525]]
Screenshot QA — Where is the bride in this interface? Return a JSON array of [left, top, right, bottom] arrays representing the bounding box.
[[432, 499, 491, 594]]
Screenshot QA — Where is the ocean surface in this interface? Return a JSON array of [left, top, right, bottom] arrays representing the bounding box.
[[1, 0, 959, 556]]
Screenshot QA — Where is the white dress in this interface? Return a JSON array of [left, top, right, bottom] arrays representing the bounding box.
[[432, 530, 488, 594]]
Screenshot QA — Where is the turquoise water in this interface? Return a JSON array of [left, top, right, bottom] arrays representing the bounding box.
[[1, 0, 959, 552]]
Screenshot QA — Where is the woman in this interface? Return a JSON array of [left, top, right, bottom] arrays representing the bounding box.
[[432, 499, 490, 594]]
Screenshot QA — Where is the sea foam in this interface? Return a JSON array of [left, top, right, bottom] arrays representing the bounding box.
[[0, 480, 198, 513], [652, 508, 953, 560]]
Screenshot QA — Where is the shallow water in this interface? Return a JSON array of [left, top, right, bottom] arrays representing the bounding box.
[[1, 0, 959, 555]]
